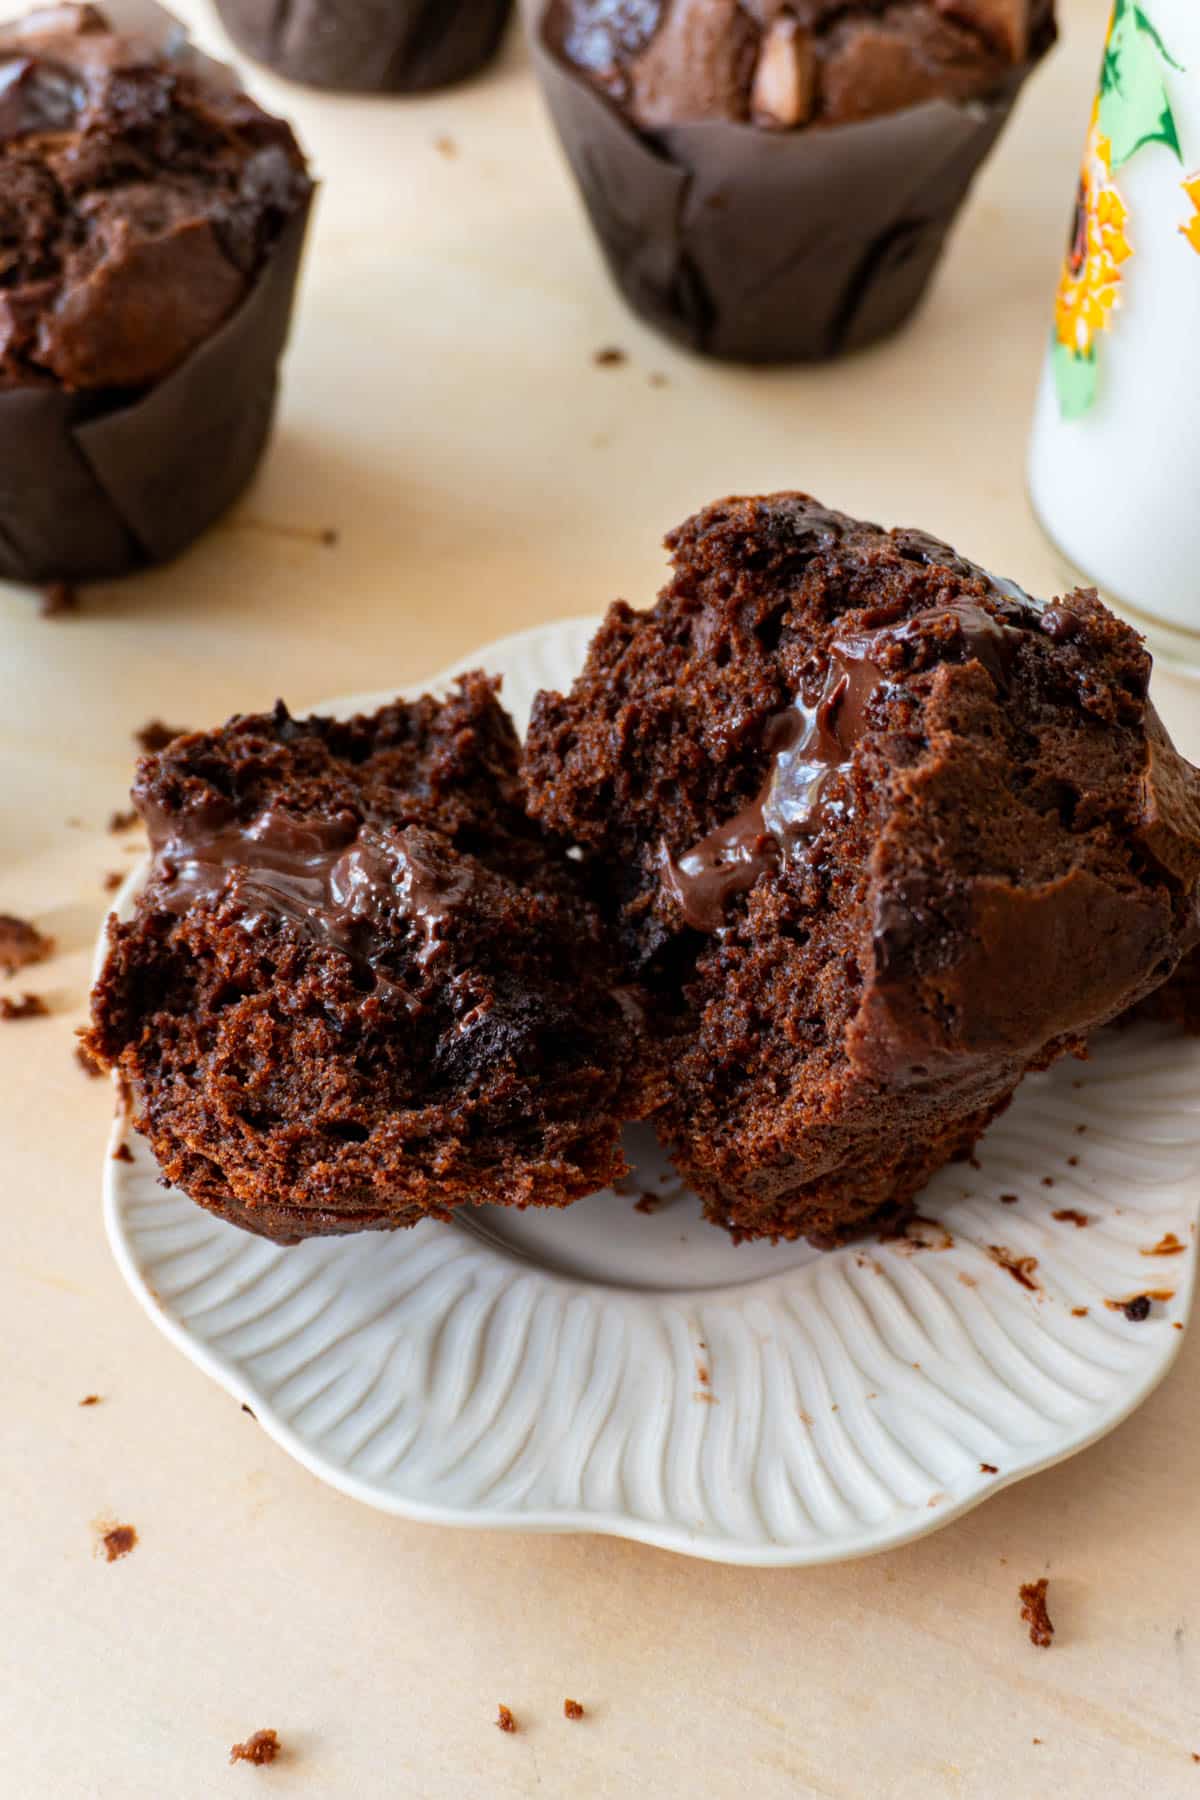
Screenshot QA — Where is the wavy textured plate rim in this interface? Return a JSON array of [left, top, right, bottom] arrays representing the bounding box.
[[100, 618, 1199, 1567]]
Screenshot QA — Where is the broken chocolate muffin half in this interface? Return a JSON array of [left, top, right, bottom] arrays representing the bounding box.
[[525, 493, 1200, 1244], [86, 676, 658, 1242]]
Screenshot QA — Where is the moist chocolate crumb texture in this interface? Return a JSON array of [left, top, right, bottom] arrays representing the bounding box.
[[0, 1, 312, 581], [534, 0, 1054, 361], [524, 493, 1200, 1246], [86, 676, 659, 1243]]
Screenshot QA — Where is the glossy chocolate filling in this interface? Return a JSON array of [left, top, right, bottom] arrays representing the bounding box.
[[140, 795, 473, 978], [662, 590, 1039, 932]]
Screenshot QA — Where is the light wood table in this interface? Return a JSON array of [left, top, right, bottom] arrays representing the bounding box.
[[4, 1, 1199, 1793]]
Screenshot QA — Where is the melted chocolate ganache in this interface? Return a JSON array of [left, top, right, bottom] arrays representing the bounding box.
[[662, 572, 1042, 933], [140, 794, 472, 979]]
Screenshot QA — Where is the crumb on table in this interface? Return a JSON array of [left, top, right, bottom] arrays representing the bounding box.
[[0, 913, 54, 975], [593, 346, 626, 367], [1019, 1578, 1054, 1648], [99, 1523, 137, 1563], [134, 719, 188, 754], [496, 1705, 517, 1733], [108, 808, 139, 832], [39, 580, 79, 617], [563, 1699, 585, 1720], [1, 993, 48, 1020], [79, 1394, 102, 1407], [112, 1142, 134, 1163], [229, 1730, 281, 1766]]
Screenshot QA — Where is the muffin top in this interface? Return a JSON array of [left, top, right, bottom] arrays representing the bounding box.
[[545, 0, 1044, 132], [0, 2, 311, 391]]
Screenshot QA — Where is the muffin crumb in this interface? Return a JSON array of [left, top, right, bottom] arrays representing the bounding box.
[[99, 1523, 137, 1562], [108, 809, 139, 832], [0, 914, 54, 976], [1, 993, 48, 1020], [496, 1705, 517, 1733], [564, 1699, 585, 1720], [593, 347, 626, 367], [79, 1394, 102, 1407], [39, 581, 79, 617], [987, 1246, 1039, 1291], [134, 720, 188, 754], [1019, 1578, 1054, 1647], [229, 1730, 280, 1766]]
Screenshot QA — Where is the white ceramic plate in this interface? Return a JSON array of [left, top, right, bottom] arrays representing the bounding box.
[[103, 620, 1200, 1566]]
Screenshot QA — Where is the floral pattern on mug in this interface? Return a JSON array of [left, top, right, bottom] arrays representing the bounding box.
[[1182, 173, 1200, 250], [1052, 0, 1185, 418], [1052, 104, 1130, 415]]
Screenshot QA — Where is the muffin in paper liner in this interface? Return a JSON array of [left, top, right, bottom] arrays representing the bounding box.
[[213, 0, 514, 93], [0, 196, 311, 583], [0, 0, 314, 584], [530, 15, 1053, 363]]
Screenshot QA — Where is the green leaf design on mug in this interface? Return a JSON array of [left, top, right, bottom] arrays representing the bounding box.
[[1099, 0, 1184, 168], [1052, 340, 1098, 420]]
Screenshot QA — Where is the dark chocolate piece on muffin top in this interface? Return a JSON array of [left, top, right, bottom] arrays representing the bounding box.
[[524, 493, 1200, 1245], [85, 677, 658, 1243], [0, 2, 310, 390], [546, 0, 1042, 132]]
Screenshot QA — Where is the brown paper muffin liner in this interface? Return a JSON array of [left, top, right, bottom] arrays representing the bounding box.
[[531, 20, 1052, 363], [214, 0, 513, 93], [0, 192, 312, 584]]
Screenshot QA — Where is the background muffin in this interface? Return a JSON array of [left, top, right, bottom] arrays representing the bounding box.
[[532, 0, 1054, 360], [0, 1, 313, 581], [213, 0, 513, 94]]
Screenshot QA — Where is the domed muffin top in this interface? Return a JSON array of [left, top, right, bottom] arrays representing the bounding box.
[[0, 2, 310, 390], [545, 0, 1045, 132]]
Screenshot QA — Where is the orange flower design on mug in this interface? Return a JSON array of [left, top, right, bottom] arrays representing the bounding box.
[[1054, 104, 1133, 357], [1182, 174, 1200, 252]]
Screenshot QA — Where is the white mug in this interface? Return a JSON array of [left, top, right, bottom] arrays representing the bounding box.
[[1028, 0, 1200, 657]]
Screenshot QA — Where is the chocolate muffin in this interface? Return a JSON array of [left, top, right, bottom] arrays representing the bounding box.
[[0, 2, 313, 582], [533, 0, 1053, 360], [86, 679, 658, 1243], [214, 0, 513, 94], [549, 0, 1036, 130], [525, 494, 1200, 1244]]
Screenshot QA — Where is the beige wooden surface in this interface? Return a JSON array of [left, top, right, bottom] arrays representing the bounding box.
[[4, 1, 1200, 1794]]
